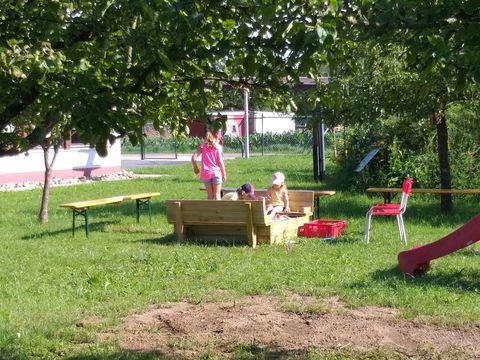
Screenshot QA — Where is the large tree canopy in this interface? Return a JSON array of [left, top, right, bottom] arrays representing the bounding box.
[[334, 0, 480, 113], [0, 0, 338, 156], [327, 0, 480, 211]]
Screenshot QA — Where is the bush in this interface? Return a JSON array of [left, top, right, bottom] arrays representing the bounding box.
[[333, 105, 480, 191]]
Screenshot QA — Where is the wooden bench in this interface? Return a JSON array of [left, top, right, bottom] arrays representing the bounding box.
[[166, 190, 315, 247], [218, 187, 336, 219], [367, 187, 480, 204], [60, 192, 160, 236]]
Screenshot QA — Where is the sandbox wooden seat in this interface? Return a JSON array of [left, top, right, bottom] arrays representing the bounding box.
[[166, 191, 314, 247], [218, 188, 336, 218]]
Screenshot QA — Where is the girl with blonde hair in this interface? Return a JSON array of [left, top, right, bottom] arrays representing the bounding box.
[[192, 130, 227, 200]]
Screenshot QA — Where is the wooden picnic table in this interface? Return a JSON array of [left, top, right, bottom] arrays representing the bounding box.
[[218, 187, 336, 219], [367, 187, 480, 204], [60, 192, 160, 236]]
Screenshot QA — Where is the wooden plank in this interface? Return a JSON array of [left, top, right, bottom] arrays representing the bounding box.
[[244, 202, 257, 248], [312, 190, 336, 196], [253, 190, 314, 214], [122, 192, 160, 200], [60, 193, 161, 209], [413, 188, 480, 195], [269, 214, 310, 244], [367, 187, 403, 193], [187, 224, 246, 236], [220, 187, 335, 196], [367, 188, 480, 195], [60, 196, 124, 209], [288, 191, 314, 213], [256, 225, 272, 245], [174, 201, 185, 242], [165, 200, 268, 225]]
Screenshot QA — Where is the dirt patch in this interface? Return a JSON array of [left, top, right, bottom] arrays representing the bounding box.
[[111, 294, 479, 359]]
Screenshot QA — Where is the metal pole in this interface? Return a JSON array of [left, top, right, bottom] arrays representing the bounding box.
[[319, 122, 326, 181], [333, 127, 337, 158], [140, 142, 145, 160], [261, 112, 264, 156], [313, 126, 319, 181], [243, 88, 250, 159], [140, 124, 145, 160]]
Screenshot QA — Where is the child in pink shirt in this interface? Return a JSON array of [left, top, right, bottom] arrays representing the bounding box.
[[192, 130, 227, 200]]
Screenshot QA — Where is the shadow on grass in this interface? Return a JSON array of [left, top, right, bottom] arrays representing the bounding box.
[[136, 234, 177, 246], [365, 266, 480, 292], [315, 197, 368, 219], [66, 350, 176, 360], [139, 234, 251, 248], [20, 221, 118, 240], [405, 203, 480, 227], [64, 346, 359, 360], [451, 247, 480, 257]]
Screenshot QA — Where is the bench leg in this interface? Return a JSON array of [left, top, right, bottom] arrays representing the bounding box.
[[136, 199, 140, 223], [72, 208, 89, 237], [85, 208, 89, 236], [384, 192, 392, 204], [72, 210, 76, 236], [135, 198, 153, 224]]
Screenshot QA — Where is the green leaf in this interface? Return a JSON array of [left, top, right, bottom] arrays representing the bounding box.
[[222, 19, 236, 31], [261, 4, 276, 23], [316, 26, 328, 42], [7, 39, 19, 47]]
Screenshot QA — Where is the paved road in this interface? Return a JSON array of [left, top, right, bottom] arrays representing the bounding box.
[[122, 154, 190, 169], [121, 153, 241, 169]]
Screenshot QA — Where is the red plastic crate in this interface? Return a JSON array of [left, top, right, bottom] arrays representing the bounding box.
[[298, 219, 346, 238]]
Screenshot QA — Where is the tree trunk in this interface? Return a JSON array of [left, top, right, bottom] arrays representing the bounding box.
[[435, 109, 453, 212], [39, 142, 59, 223]]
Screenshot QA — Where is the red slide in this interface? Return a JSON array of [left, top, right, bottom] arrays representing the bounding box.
[[398, 214, 480, 276]]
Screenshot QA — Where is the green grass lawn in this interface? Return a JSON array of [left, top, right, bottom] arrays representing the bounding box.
[[0, 154, 479, 359]]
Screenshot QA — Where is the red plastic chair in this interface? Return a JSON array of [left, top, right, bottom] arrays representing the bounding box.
[[363, 178, 414, 245]]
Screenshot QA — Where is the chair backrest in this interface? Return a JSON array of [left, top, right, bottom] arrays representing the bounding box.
[[400, 178, 414, 210], [402, 178, 414, 194]]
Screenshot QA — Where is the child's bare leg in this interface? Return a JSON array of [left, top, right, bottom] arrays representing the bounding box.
[[205, 183, 215, 199], [212, 182, 222, 200], [269, 205, 283, 219]]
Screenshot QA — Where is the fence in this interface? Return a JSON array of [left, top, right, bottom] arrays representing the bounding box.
[[121, 115, 346, 160]]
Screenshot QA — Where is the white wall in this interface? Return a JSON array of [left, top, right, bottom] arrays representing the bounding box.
[[252, 111, 295, 134], [0, 141, 122, 184], [210, 111, 295, 135]]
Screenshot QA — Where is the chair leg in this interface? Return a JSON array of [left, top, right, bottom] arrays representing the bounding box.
[[396, 214, 403, 243], [398, 214, 407, 245], [363, 211, 372, 243]]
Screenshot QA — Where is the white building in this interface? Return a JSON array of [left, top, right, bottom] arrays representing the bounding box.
[[207, 111, 295, 137], [0, 142, 122, 185], [250, 111, 295, 134]]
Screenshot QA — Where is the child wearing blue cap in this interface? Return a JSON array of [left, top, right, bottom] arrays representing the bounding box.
[[221, 183, 256, 200]]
